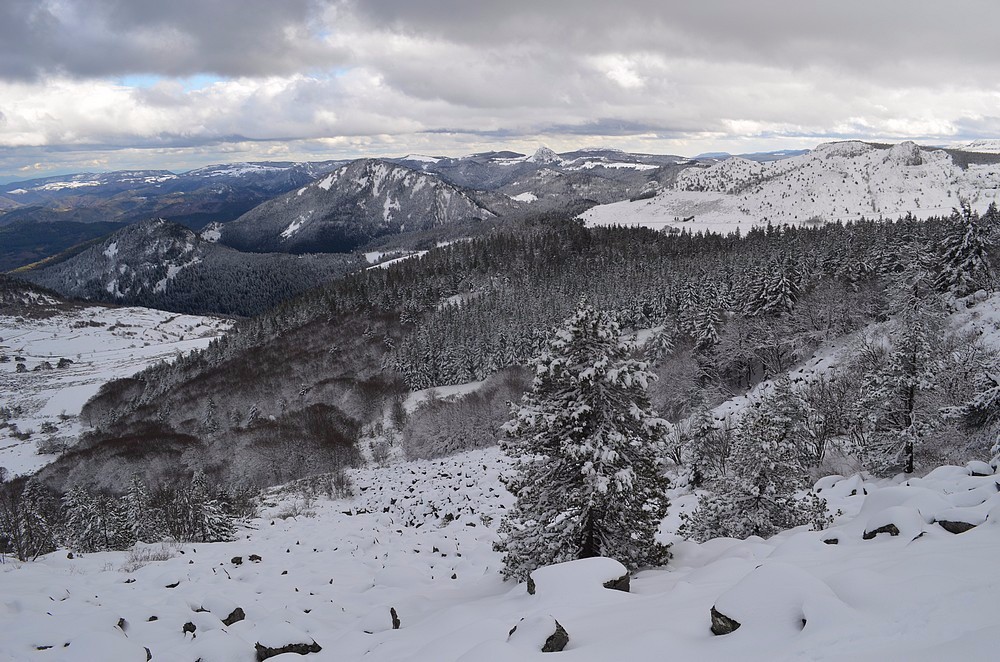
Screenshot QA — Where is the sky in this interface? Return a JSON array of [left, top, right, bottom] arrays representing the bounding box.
[[1, 0, 998, 183]]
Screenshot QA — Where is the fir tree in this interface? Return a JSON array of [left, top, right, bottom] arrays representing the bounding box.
[[181, 472, 235, 543], [680, 376, 829, 541], [495, 303, 672, 581], [935, 206, 993, 297], [63, 487, 131, 552], [854, 302, 945, 474], [642, 326, 675, 366], [123, 476, 163, 544], [0, 479, 60, 561]]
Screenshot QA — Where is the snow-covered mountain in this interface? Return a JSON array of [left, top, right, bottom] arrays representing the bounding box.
[[220, 159, 517, 253], [18, 219, 363, 316], [582, 140, 1000, 234], [390, 146, 686, 197], [0, 161, 346, 225]]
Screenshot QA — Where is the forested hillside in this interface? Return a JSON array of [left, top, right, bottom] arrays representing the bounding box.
[[49, 203, 999, 497], [18, 219, 365, 317]]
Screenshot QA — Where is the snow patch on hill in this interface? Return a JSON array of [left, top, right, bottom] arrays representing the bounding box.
[[0, 306, 229, 476]]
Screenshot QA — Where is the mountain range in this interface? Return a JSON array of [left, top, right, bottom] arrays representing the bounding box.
[[0, 161, 346, 271], [11, 140, 1000, 318]]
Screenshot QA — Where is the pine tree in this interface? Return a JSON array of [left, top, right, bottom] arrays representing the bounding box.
[[63, 487, 131, 552], [0, 479, 60, 561], [642, 326, 675, 366], [62, 486, 96, 551], [854, 301, 945, 474], [680, 376, 829, 541], [182, 472, 235, 543], [495, 303, 672, 581], [123, 476, 163, 544], [935, 206, 993, 297]]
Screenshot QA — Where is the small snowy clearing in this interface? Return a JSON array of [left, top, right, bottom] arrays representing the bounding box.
[[367, 251, 428, 271]]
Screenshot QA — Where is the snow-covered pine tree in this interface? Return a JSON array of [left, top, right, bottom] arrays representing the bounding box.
[[496, 302, 672, 581], [62, 486, 96, 551], [935, 206, 993, 297], [642, 326, 675, 366], [123, 476, 163, 544], [183, 472, 235, 543], [854, 301, 945, 475], [680, 375, 829, 542], [676, 396, 722, 487], [63, 487, 131, 552], [0, 479, 60, 561]]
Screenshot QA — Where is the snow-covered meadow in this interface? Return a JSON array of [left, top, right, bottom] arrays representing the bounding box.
[[2, 446, 998, 660], [0, 305, 229, 477]]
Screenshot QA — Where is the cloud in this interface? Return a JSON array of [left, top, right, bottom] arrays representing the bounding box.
[[1, 0, 1000, 180], [0, 0, 346, 80]]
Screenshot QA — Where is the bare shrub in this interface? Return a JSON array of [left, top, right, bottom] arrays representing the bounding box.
[[402, 367, 531, 460], [120, 542, 178, 573]]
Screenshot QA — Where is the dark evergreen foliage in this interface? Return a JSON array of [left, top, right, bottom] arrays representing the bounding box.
[[496, 303, 671, 579]]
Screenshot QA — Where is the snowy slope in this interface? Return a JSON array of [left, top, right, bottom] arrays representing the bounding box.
[[2, 446, 998, 660], [0, 305, 229, 477], [958, 139, 1000, 154], [582, 141, 1000, 234]]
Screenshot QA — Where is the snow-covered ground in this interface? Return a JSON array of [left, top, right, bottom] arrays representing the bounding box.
[[0, 306, 229, 477], [2, 446, 998, 660]]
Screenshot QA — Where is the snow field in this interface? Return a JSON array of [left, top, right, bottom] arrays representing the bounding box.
[[3, 446, 1000, 660]]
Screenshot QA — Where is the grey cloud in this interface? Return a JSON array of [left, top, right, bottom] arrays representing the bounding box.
[[0, 0, 346, 80], [347, 1, 1000, 84]]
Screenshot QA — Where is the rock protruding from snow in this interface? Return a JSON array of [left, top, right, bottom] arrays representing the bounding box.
[[526, 557, 629, 596], [507, 615, 569, 652], [253, 622, 321, 660], [886, 141, 923, 166], [862, 505, 929, 541], [710, 606, 741, 635], [966, 460, 995, 477]]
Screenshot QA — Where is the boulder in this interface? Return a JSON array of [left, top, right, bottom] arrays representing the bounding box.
[[966, 461, 994, 477], [937, 520, 977, 534], [862, 523, 900, 540], [711, 562, 842, 637], [507, 614, 569, 652], [527, 557, 630, 596], [255, 640, 322, 660], [710, 606, 741, 635], [254, 622, 321, 661], [862, 505, 928, 540], [223, 607, 246, 626]]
